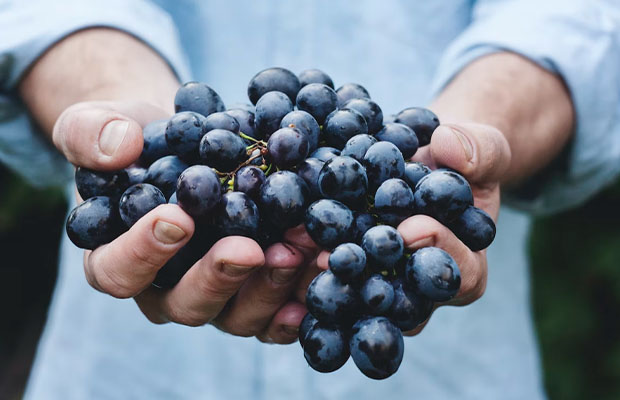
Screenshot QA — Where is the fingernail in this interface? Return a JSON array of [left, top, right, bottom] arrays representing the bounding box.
[[409, 236, 435, 249], [282, 325, 299, 336], [153, 221, 186, 244], [270, 268, 297, 284], [450, 127, 473, 161], [222, 264, 255, 277], [99, 120, 129, 156]]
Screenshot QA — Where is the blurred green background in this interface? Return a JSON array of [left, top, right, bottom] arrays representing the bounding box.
[[0, 163, 618, 399]]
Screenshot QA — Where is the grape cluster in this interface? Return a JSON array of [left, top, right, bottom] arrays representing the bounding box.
[[65, 67, 497, 378]]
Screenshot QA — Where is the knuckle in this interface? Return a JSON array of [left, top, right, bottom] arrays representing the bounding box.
[[94, 266, 136, 299], [129, 244, 164, 273], [166, 306, 207, 327]]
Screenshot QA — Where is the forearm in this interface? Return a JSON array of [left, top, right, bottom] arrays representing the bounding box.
[[430, 52, 575, 185], [19, 28, 180, 136]]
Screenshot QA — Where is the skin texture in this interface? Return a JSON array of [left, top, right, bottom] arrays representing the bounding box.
[[19, 28, 574, 341]]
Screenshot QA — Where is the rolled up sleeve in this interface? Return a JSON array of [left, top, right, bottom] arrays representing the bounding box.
[[0, 0, 190, 187], [431, 0, 620, 215]]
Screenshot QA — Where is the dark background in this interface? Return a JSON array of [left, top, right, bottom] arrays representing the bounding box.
[[0, 163, 618, 399]]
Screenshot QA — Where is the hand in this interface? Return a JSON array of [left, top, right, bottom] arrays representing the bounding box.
[[55, 100, 311, 343]]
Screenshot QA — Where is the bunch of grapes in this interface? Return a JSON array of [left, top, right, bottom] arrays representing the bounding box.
[[66, 67, 496, 378]]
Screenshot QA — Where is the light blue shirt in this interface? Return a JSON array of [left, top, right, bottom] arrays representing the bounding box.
[[1, 0, 619, 399]]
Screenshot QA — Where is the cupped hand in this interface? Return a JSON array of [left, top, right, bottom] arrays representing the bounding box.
[[55, 100, 311, 344]]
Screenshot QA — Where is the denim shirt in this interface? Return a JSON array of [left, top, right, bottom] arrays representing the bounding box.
[[1, 0, 619, 399]]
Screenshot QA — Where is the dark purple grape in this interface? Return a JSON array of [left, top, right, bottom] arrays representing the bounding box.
[[306, 270, 359, 325], [352, 212, 376, 244], [280, 110, 320, 152], [118, 184, 166, 228], [176, 165, 222, 219], [225, 108, 256, 139], [256, 218, 284, 249], [234, 166, 266, 200], [394, 107, 440, 147], [341, 134, 377, 163], [267, 127, 309, 169], [75, 167, 130, 200], [296, 83, 338, 125], [204, 112, 240, 133], [165, 111, 207, 162], [258, 171, 309, 229], [323, 109, 369, 149], [174, 81, 225, 117], [125, 166, 147, 186], [403, 162, 431, 189], [361, 274, 395, 315], [406, 247, 461, 302], [198, 129, 247, 172], [318, 156, 368, 206], [303, 324, 350, 373], [375, 123, 419, 159], [336, 83, 370, 108], [374, 178, 415, 227], [66, 196, 122, 250], [310, 146, 340, 162], [389, 278, 433, 331], [298, 69, 334, 89], [448, 206, 496, 251], [299, 313, 319, 348], [413, 169, 473, 223], [328, 243, 366, 282], [248, 67, 301, 105], [140, 119, 171, 166], [349, 316, 404, 380], [214, 192, 260, 239], [144, 155, 189, 199], [255, 91, 294, 137], [296, 158, 325, 200], [343, 98, 383, 135], [361, 225, 404, 271], [304, 199, 354, 249], [363, 141, 405, 192]]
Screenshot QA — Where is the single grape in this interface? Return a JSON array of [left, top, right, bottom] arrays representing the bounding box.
[[280, 110, 320, 153], [336, 83, 370, 108], [255, 91, 294, 137], [362, 141, 405, 192], [299, 313, 318, 348], [225, 108, 257, 139], [318, 156, 368, 206], [343, 98, 383, 135], [406, 247, 461, 302], [351, 212, 376, 244], [375, 123, 419, 159], [296, 83, 338, 125], [374, 178, 415, 226], [176, 165, 222, 219], [349, 316, 404, 380], [66, 196, 122, 250], [298, 69, 334, 89], [118, 184, 166, 228], [174, 81, 225, 117], [413, 169, 473, 223], [125, 166, 147, 186], [389, 278, 433, 331], [328, 243, 367, 282], [323, 109, 369, 149], [140, 119, 171, 166], [214, 192, 260, 239], [341, 134, 377, 163], [303, 323, 350, 373], [75, 167, 130, 200], [306, 270, 359, 325], [247, 67, 300, 105], [204, 112, 240, 133], [296, 157, 325, 200], [310, 146, 340, 162], [448, 206, 496, 251], [361, 274, 395, 315], [267, 127, 309, 169], [304, 199, 354, 249], [361, 225, 404, 271], [198, 129, 247, 172], [144, 155, 189, 199], [165, 111, 208, 162], [258, 171, 309, 229], [403, 162, 431, 189], [394, 107, 440, 147], [234, 166, 266, 201]]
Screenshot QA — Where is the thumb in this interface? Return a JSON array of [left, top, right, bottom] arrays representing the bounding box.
[[429, 123, 511, 184], [53, 100, 170, 170]]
